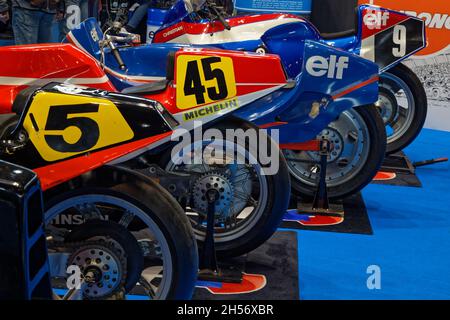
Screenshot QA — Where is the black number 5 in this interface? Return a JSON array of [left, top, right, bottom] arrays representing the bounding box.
[[44, 104, 100, 153]]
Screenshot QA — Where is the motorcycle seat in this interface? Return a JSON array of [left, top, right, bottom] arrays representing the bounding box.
[[310, 0, 358, 40], [319, 29, 357, 40], [11, 86, 40, 116], [121, 80, 170, 96], [0, 114, 19, 139]]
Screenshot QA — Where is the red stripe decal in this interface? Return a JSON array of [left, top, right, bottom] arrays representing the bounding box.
[[259, 121, 288, 129], [332, 75, 379, 100], [34, 132, 172, 191]]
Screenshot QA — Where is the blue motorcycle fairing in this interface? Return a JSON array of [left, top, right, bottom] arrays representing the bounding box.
[[324, 35, 360, 56], [66, 18, 104, 61], [233, 40, 379, 143], [260, 20, 320, 79], [67, 18, 192, 89], [161, 0, 192, 26], [103, 44, 188, 89]]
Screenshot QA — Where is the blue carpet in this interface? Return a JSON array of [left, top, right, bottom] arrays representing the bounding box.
[[291, 128, 450, 300]]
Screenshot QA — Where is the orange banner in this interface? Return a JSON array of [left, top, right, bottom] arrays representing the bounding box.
[[360, 0, 450, 56]]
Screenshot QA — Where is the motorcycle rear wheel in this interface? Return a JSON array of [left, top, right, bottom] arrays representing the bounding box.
[[160, 118, 291, 258]]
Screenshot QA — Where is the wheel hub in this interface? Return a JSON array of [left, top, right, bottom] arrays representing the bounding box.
[[377, 87, 399, 125], [307, 128, 344, 163], [192, 172, 234, 220], [67, 241, 126, 299]]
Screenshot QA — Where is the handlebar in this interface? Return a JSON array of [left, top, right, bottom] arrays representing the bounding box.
[[107, 41, 127, 71], [101, 25, 140, 71], [106, 34, 139, 44], [207, 2, 231, 30], [215, 9, 231, 30]]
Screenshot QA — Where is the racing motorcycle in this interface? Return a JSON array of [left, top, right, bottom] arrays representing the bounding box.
[[0, 83, 198, 299], [64, 17, 386, 202], [0, 44, 291, 259], [147, 0, 427, 155]]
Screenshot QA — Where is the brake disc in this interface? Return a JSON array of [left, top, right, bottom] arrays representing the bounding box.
[[66, 240, 127, 300], [192, 171, 234, 220]]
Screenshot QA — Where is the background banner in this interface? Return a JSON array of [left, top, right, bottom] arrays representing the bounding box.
[[234, 0, 312, 14]]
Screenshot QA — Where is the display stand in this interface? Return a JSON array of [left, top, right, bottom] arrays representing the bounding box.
[[381, 151, 416, 175], [294, 140, 344, 217], [382, 151, 448, 173], [198, 190, 245, 284]]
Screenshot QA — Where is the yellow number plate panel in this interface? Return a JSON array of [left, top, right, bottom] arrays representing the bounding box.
[[176, 55, 237, 110], [24, 92, 134, 162]]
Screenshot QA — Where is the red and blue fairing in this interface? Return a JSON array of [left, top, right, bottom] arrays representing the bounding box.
[[233, 40, 379, 143], [151, 2, 425, 79], [64, 18, 378, 144]]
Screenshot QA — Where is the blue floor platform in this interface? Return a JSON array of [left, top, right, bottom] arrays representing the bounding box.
[[288, 128, 450, 300]]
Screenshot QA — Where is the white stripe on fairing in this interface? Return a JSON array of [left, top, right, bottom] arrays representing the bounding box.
[[67, 31, 89, 54], [168, 18, 302, 45], [0, 75, 109, 86], [172, 82, 285, 88], [172, 85, 284, 129], [110, 85, 284, 164]]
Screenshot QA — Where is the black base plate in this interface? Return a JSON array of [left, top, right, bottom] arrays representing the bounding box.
[[193, 231, 299, 300], [281, 192, 373, 235], [372, 151, 422, 187]]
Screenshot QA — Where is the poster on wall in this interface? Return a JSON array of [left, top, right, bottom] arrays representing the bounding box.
[[361, 0, 450, 132], [234, 0, 312, 14]]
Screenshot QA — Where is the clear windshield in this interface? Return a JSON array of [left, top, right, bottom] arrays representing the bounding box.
[[184, 0, 207, 13]]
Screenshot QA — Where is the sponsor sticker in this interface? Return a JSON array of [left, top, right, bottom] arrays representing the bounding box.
[[182, 98, 239, 121]]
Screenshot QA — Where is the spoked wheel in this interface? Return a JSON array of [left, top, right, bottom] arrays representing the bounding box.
[[45, 175, 198, 300], [378, 63, 427, 154], [285, 105, 386, 200], [161, 119, 290, 258]]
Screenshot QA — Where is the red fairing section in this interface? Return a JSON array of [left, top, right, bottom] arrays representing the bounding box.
[[141, 48, 287, 115], [34, 132, 172, 191], [361, 7, 409, 39], [0, 44, 116, 114], [153, 13, 302, 43]]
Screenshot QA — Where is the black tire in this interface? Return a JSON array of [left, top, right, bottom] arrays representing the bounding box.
[[382, 63, 428, 154], [290, 104, 386, 200], [159, 117, 291, 258], [44, 168, 198, 300]]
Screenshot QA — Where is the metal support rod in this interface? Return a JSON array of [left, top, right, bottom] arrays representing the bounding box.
[[312, 140, 330, 210], [199, 189, 220, 272]]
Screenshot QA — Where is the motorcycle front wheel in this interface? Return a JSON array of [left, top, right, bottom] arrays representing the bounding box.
[[285, 104, 386, 200], [44, 177, 198, 300], [160, 118, 291, 258]]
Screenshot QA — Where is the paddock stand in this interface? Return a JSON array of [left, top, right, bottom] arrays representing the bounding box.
[[292, 140, 345, 218], [381, 151, 448, 175], [197, 189, 245, 284], [131, 163, 246, 283]]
